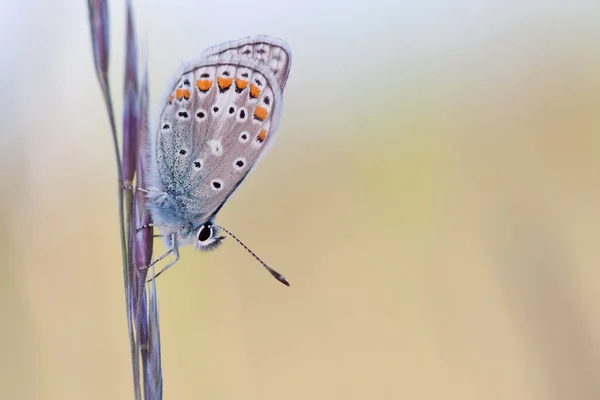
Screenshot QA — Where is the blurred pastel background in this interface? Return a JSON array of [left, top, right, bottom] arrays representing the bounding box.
[[2, 0, 600, 399]]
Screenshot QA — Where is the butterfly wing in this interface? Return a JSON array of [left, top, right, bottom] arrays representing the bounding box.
[[148, 44, 289, 229], [200, 35, 292, 90]]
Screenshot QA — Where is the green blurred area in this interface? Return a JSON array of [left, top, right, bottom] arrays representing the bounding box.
[[1, 1, 600, 399]]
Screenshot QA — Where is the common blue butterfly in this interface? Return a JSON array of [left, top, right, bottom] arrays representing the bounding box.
[[139, 35, 291, 285]]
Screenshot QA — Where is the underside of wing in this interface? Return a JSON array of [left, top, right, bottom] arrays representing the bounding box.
[[149, 52, 286, 224]]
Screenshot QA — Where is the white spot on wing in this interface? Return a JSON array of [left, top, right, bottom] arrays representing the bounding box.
[[233, 157, 246, 171], [269, 48, 284, 72], [239, 45, 253, 57], [236, 107, 248, 122], [208, 139, 223, 156], [210, 179, 224, 191], [239, 131, 250, 143], [176, 108, 190, 120], [254, 44, 270, 62], [195, 108, 207, 121], [226, 105, 237, 117]]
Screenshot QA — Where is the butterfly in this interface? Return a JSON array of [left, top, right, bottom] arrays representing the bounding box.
[[140, 35, 291, 285]]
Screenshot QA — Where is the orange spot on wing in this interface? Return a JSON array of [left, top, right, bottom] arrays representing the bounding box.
[[182, 89, 191, 100], [176, 88, 184, 100], [253, 106, 268, 121], [168, 94, 174, 104], [196, 79, 212, 92], [249, 83, 261, 99], [217, 77, 233, 90], [257, 128, 268, 142], [235, 78, 248, 91]]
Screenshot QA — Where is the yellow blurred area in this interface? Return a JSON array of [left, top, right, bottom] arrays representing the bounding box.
[[1, 1, 600, 399]]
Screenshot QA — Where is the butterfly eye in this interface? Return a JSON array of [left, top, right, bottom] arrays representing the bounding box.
[[197, 223, 213, 242]]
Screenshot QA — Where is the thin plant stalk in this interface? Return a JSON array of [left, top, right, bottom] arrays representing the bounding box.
[[87, 0, 148, 398], [135, 44, 162, 397], [121, 0, 143, 395]]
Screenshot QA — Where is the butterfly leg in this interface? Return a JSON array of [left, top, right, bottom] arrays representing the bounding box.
[[140, 247, 172, 271], [123, 184, 151, 193], [125, 185, 170, 207], [136, 223, 176, 234], [136, 223, 156, 233], [146, 233, 180, 282]]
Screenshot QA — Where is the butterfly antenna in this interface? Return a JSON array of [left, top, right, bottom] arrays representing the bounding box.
[[214, 224, 290, 286]]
